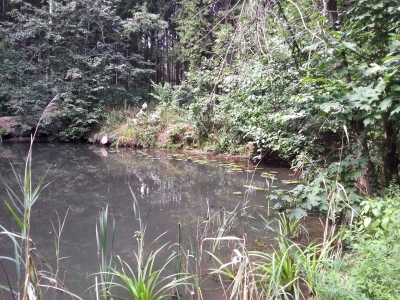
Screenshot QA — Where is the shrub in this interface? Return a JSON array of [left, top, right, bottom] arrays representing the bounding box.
[[315, 185, 400, 300]]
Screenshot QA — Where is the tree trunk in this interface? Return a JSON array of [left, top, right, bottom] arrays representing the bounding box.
[[381, 112, 399, 187], [351, 122, 376, 195]]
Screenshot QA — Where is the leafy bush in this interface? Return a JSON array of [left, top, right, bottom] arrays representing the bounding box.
[[150, 81, 183, 107], [315, 186, 400, 300], [348, 230, 400, 299]]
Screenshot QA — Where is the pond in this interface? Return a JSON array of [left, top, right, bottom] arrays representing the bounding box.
[[0, 143, 312, 299]]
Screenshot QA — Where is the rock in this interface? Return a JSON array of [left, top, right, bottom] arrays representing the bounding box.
[[101, 135, 113, 145]]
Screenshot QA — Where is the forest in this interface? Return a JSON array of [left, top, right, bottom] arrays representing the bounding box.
[[1, 0, 400, 299], [1, 0, 399, 192]]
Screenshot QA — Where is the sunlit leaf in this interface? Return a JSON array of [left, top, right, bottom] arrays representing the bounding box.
[[4, 201, 24, 229], [342, 41, 357, 51], [379, 98, 392, 111], [364, 217, 372, 228], [381, 216, 389, 230]]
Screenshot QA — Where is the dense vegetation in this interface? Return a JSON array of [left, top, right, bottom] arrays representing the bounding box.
[[1, 0, 400, 299], [1, 0, 398, 191]]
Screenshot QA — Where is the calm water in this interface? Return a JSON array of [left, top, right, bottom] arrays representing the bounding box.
[[0, 143, 300, 299]]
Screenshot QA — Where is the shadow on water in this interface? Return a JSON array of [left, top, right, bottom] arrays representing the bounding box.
[[0, 143, 311, 299]]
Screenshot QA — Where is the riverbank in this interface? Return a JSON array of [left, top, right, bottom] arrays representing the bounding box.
[[0, 107, 288, 166]]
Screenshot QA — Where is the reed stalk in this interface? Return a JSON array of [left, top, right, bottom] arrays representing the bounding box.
[[1, 95, 83, 299], [95, 205, 115, 300], [94, 186, 193, 300]]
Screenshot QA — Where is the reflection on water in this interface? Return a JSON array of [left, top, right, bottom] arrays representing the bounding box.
[[0, 143, 295, 298]]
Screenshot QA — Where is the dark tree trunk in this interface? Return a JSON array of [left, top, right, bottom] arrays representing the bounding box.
[[326, 0, 338, 25], [382, 112, 399, 187]]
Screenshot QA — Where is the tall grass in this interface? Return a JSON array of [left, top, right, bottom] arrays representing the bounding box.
[[95, 186, 193, 300], [1, 138, 49, 300], [0, 96, 83, 300], [199, 201, 344, 300], [96, 205, 115, 300]]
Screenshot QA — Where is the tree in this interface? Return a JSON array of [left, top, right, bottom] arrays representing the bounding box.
[[313, 0, 400, 188], [178, 0, 399, 198], [1, 0, 165, 139]]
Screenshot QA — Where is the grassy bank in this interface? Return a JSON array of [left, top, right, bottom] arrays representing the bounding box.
[[93, 103, 253, 157]]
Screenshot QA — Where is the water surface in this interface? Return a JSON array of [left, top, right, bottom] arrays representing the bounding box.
[[0, 143, 295, 298]]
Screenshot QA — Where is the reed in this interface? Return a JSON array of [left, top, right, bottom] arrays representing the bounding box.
[[0, 95, 83, 300], [106, 250, 189, 300], [96, 205, 115, 300], [277, 213, 304, 239], [1, 139, 50, 300], [95, 186, 193, 300]]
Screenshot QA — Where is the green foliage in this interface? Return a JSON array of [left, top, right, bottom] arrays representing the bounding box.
[[347, 231, 400, 299], [177, 16, 327, 156], [277, 213, 303, 239], [320, 240, 400, 300], [98, 104, 190, 148], [270, 151, 364, 220], [169, 0, 400, 193], [150, 81, 182, 107], [103, 108, 132, 130], [167, 124, 184, 144], [115, 121, 160, 148], [357, 196, 400, 238], [314, 267, 367, 300], [315, 186, 400, 299], [174, 0, 224, 66], [107, 251, 186, 300], [271, 238, 298, 293], [1, 0, 165, 140], [0, 126, 7, 137]]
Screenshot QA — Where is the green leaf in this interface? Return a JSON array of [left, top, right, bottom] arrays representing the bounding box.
[[382, 55, 397, 62], [289, 208, 307, 219], [303, 194, 320, 210], [331, 31, 343, 37], [390, 85, 400, 92], [379, 98, 392, 111], [381, 216, 389, 230], [4, 201, 24, 229], [319, 102, 340, 112], [390, 105, 400, 116], [342, 41, 357, 51], [364, 217, 372, 228], [372, 208, 381, 217], [363, 64, 381, 76]]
